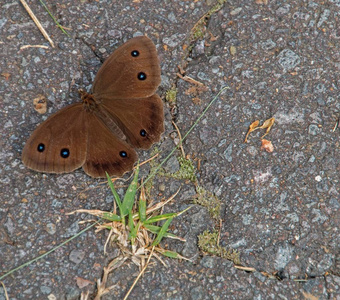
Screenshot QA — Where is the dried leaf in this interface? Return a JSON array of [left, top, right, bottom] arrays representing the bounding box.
[[261, 139, 274, 152], [259, 117, 275, 138], [244, 120, 260, 142], [245, 118, 275, 142], [192, 97, 201, 105], [76, 277, 94, 289], [255, 0, 268, 4], [1, 72, 11, 80], [230, 45, 237, 56], [33, 95, 47, 114]]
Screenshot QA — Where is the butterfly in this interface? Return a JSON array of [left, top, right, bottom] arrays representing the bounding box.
[[22, 36, 164, 178]]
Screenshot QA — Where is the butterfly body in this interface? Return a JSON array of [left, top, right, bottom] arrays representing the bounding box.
[[22, 36, 164, 178]]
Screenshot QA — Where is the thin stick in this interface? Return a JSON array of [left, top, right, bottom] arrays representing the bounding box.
[[333, 117, 339, 132], [123, 246, 155, 300], [19, 0, 55, 48], [20, 44, 49, 50], [177, 72, 204, 86], [172, 120, 185, 157], [0, 281, 9, 300]]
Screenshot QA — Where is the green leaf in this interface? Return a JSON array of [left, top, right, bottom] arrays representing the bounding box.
[[128, 212, 136, 244], [106, 172, 123, 213], [121, 164, 139, 216], [143, 213, 178, 224], [159, 249, 181, 259], [138, 189, 147, 222], [101, 212, 122, 222], [144, 224, 179, 239], [152, 217, 173, 246]]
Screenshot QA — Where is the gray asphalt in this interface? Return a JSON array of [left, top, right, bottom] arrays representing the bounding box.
[[0, 0, 339, 299]]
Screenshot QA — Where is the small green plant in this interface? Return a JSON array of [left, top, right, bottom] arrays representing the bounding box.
[[164, 156, 197, 182], [194, 185, 221, 220], [75, 165, 189, 260], [165, 87, 177, 105], [198, 229, 240, 264]]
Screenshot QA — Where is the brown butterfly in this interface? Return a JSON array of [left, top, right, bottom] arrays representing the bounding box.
[[22, 36, 164, 178]]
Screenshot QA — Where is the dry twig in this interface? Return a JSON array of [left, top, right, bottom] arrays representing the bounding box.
[[19, 0, 55, 47]]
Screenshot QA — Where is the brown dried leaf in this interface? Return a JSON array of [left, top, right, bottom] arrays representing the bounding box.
[[244, 120, 260, 142], [33, 95, 47, 114], [76, 277, 94, 289], [259, 117, 275, 138], [192, 97, 201, 105], [1, 72, 11, 80], [255, 0, 269, 4], [261, 139, 274, 153]]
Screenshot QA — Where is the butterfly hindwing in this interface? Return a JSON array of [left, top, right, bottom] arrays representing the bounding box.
[[101, 94, 164, 149], [82, 112, 138, 178]]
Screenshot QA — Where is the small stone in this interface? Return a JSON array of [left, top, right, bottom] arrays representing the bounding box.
[[45, 223, 56, 235], [40, 286, 52, 294], [223, 143, 233, 162], [230, 7, 242, 15], [308, 124, 320, 135], [190, 286, 204, 300], [200, 256, 216, 268], [315, 175, 322, 182], [277, 49, 301, 70], [163, 156, 180, 173], [158, 183, 166, 192], [69, 249, 85, 264], [261, 39, 276, 50]]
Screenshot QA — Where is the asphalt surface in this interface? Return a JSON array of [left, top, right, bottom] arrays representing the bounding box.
[[0, 0, 339, 299]]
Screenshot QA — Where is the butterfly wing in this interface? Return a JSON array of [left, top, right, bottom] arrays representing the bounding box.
[[22, 103, 87, 174], [100, 94, 164, 149], [82, 112, 137, 178], [92, 36, 161, 99]]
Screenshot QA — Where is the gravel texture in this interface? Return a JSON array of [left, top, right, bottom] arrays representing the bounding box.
[[0, 0, 339, 299]]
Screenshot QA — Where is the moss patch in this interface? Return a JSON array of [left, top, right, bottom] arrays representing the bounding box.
[[194, 185, 221, 220], [198, 229, 240, 264], [164, 156, 197, 182], [165, 87, 177, 105]]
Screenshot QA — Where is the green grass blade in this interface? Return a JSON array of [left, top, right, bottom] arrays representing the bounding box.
[[143, 224, 180, 239], [143, 213, 178, 224], [138, 189, 147, 222], [151, 217, 173, 246], [158, 249, 182, 259], [101, 212, 122, 222], [38, 0, 71, 37], [122, 164, 139, 216], [128, 212, 136, 244], [106, 172, 123, 214]]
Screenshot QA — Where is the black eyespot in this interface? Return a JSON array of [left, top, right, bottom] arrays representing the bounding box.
[[119, 151, 127, 158], [37, 143, 45, 152], [131, 50, 139, 57], [60, 148, 70, 158], [137, 72, 146, 80], [140, 129, 147, 137]]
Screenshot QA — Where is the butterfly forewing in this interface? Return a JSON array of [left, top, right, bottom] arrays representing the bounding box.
[[92, 36, 161, 99], [22, 103, 87, 174]]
